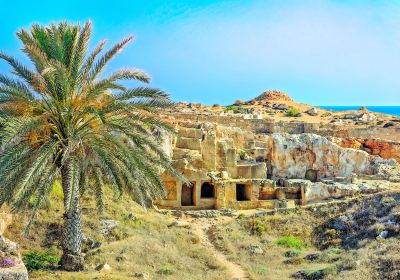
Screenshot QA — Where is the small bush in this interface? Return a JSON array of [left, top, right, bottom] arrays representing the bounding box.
[[225, 105, 243, 114], [248, 219, 269, 236], [238, 149, 247, 158], [237, 213, 245, 219], [23, 250, 60, 271], [284, 249, 302, 258], [286, 107, 301, 117], [276, 235, 305, 249], [324, 246, 342, 255], [321, 112, 332, 118], [157, 265, 176, 275], [381, 196, 397, 206], [301, 266, 336, 280], [252, 265, 268, 276]]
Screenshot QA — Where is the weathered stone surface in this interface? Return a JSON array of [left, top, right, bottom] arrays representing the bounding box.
[[175, 137, 201, 151], [168, 220, 191, 228], [305, 107, 318, 116], [158, 116, 400, 211], [100, 219, 119, 236], [304, 180, 390, 203], [0, 263, 28, 280], [246, 245, 264, 255], [331, 137, 400, 163], [237, 162, 266, 179], [357, 112, 377, 123], [96, 262, 112, 272], [269, 133, 398, 179], [252, 90, 293, 102]]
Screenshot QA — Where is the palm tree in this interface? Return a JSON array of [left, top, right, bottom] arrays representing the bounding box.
[[0, 21, 180, 271]]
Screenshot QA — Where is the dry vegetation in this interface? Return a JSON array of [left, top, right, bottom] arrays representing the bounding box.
[[6, 181, 400, 279], [213, 192, 400, 280], [6, 182, 229, 280]]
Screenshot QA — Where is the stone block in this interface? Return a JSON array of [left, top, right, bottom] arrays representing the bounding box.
[[178, 128, 203, 139], [175, 137, 201, 150], [237, 162, 267, 179]]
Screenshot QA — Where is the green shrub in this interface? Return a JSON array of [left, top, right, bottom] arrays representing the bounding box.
[[23, 250, 60, 271], [157, 265, 176, 275], [302, 266, 336, 280], [324, 246, 342, 255], [286, 107, 301, 117], [238, 149, 246, 158], [276, 235, 305, 249], [284, 249, 302, 258], [321, 112, 332, 118], [225, 105, 243, 114], [237, 213, 245, 219], [248, 219, 268, 236]]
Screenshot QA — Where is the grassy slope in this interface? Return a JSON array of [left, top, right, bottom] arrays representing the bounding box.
[[5, 182, 229, 280], [6, 182, 400, 279], [214, 192, 400, 280]]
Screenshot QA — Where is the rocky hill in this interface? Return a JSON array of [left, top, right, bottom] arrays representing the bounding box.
[[252, 90, 293, 102]]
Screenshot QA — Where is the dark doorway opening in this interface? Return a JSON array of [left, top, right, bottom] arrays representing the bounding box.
[[236, 184, 250, 201], [181, 182, 195, 206], [201, 182, 215, 198]]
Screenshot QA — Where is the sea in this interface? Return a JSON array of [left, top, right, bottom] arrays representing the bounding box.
[[318, 106, 400, 117]]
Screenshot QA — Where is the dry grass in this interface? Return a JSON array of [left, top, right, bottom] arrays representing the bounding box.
[[213, 213, 338, 280], [214, 193, 400, 280], [7, 186, 400, 279], [6, 184, 229, 280]]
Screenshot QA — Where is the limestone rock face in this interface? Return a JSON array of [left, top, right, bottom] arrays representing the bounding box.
[[330, 137, 400, 163], [304, 180, 390, 203], [269, 134, 398, 179]]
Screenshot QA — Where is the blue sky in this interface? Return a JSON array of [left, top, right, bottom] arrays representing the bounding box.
[[1, 0, 400, 105]]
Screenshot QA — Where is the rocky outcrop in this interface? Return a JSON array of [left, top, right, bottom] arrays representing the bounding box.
[[329, 137, 400, 163], [251, 90, 292, 102], [305, 108, 318, 116], [303, 179, 391, 203], [268, 133, 398, 179]]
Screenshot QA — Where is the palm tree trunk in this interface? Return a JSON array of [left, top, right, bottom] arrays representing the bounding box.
[[59, 164, 85, 271]]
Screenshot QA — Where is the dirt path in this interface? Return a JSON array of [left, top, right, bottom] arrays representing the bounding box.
[[189, 217, 251, 280]]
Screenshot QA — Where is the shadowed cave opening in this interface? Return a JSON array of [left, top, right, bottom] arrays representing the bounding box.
[[201, 182, 215, 198], [236, 184, 251, 201]]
